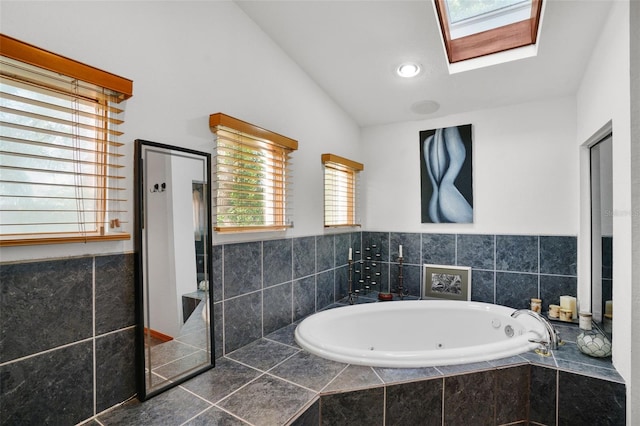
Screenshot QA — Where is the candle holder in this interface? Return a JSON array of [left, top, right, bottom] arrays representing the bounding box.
[[355, 244, 381, 296], [394, 256, 408, 299], [347, 258, 359, 305]]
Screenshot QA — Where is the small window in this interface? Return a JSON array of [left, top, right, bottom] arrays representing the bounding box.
[[321, 153, 363, 228], [209, 113, 298, 232], [435, 0, 543, 64], [0, 35, 132, 246]]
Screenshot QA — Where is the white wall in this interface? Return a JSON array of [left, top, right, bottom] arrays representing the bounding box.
[[575, 0, 632, 394], [362, 97, 579, 236], [170, 154, 206, 321], [0, 0, 361, 262], [144, 150, 178, 337], [630, 0, 640, 421]]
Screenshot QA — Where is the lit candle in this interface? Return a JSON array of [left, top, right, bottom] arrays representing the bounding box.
[[348, 247, 352, 261], [399, 245, 403, 258]]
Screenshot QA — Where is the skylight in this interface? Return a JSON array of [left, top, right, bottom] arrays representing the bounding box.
[[434, 0, 543, 66], [446, 0, 529, 24]]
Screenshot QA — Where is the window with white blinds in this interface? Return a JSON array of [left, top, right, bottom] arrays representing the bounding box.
[[0, 34, 133, 246], [209, 113, 298, 232], [322, 153, 363, 227]]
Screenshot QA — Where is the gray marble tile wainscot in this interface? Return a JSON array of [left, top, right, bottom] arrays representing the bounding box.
[[95, 309, 626, 426]]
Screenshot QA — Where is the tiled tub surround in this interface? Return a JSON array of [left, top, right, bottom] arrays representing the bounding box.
[[95, 316, 625, 425], [214, 232, 577, 359], [0, 254, 136, 425]]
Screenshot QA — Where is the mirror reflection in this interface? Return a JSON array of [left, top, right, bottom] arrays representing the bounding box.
[[135, 140, 214, 400], [590, 134, 613, 334]]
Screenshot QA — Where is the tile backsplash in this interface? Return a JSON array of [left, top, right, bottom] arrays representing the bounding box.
[[213, 231, 576, 357], [0, 231, 577, 424]]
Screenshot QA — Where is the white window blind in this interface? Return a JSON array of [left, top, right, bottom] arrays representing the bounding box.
[[0, 35, 133, 246], [209, 113, 298, 232], [322, 153, 363, 227]]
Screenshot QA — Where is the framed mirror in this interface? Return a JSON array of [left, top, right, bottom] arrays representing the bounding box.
[[590, 133, 613, 334], [134, 139, 214, 401]]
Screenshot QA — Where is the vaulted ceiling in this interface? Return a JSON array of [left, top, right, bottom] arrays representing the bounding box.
[[237, 0, 613, 127]]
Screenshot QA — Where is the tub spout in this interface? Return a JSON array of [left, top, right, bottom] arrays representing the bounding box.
[[511, 309, 561, 354]]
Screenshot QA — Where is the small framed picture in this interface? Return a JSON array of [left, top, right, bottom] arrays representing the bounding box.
[[423, 264, 472, 301]]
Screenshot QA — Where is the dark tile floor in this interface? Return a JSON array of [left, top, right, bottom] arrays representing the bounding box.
[[91, 304, 623, 426]]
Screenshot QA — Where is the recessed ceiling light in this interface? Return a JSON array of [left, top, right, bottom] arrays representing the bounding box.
[[396, 62, 421, 78]]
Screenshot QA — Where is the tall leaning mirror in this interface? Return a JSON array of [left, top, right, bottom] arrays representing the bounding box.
[[135, 139, 214, 401], [590, 133, 613, 335]]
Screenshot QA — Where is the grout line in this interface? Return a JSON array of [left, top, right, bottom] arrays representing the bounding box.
[[178, 406, 215, 426], [221, 245, 226, 357], [441, 376, 445, 426], [0, 336, 95, 367], [382, 385, 387, 425], [317, 363, 350, 393], [261, 241, 264, 339], [537, 235, 541, 299], [493, 234, 497, 304], [92, 256, 97, 417]]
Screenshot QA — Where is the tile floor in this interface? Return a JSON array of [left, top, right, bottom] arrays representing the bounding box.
[[89, 303, 623, 426]]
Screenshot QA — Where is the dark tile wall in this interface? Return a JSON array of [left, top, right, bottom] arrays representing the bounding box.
[[212, 232, 361, 355], [362, 232, 577, 310], [0, 253, 136, 425]]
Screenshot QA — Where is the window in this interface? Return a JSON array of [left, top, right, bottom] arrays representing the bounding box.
[[322, 153, 363, 228], [209, 113, 297, 232], [0, 34, 132, 246], [434, 0, 543, 64]]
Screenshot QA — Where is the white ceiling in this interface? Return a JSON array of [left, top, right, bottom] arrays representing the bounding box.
[[236, 0, 613, 127]]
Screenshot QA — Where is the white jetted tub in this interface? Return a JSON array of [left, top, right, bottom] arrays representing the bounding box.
[[294, 300, 544, 368]]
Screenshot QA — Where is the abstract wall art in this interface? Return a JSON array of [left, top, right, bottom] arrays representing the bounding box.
[[422, 264, 471, 301], [419, 124, 473, 223]]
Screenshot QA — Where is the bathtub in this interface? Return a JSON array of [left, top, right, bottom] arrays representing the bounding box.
[[294, 300, 545, 368]]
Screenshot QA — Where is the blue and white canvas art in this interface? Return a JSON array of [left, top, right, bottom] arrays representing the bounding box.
[[419, 124, 473, 223]]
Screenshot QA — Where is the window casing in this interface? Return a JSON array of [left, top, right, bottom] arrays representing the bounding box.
[[434, 0, 543, 64], [210, 113, 298, 233], [0, 34, 132, 246], [322, 153, 363, 228]]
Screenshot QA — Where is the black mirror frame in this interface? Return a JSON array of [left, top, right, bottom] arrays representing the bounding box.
[[134, 139, 215, 401]]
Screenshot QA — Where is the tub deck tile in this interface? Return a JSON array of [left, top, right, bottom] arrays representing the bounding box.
[[264, 321, 301, 348], [321, 365, 383, 393], [487, 354, 530, 368], [436, 360, 493, 376], [372, 366, 442, 384], [268, 351, 348, 392], [555, 359, 624, 383]]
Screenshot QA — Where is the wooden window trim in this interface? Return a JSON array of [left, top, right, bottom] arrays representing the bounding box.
[[0, 35, 132, 246], [1, 232, 129, 247], [322, 153, 362, 228], [321, 153, 364, 171], [434, 0, 543, 64], [210, 113, 296, 233], [0, 34, 132, 101], [210, 113, 298, 151]]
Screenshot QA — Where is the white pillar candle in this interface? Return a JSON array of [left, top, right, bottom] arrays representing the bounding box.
[[348, 247, 352, 261], [560, 295, 577, 319], [399, 245, 403, 258]]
